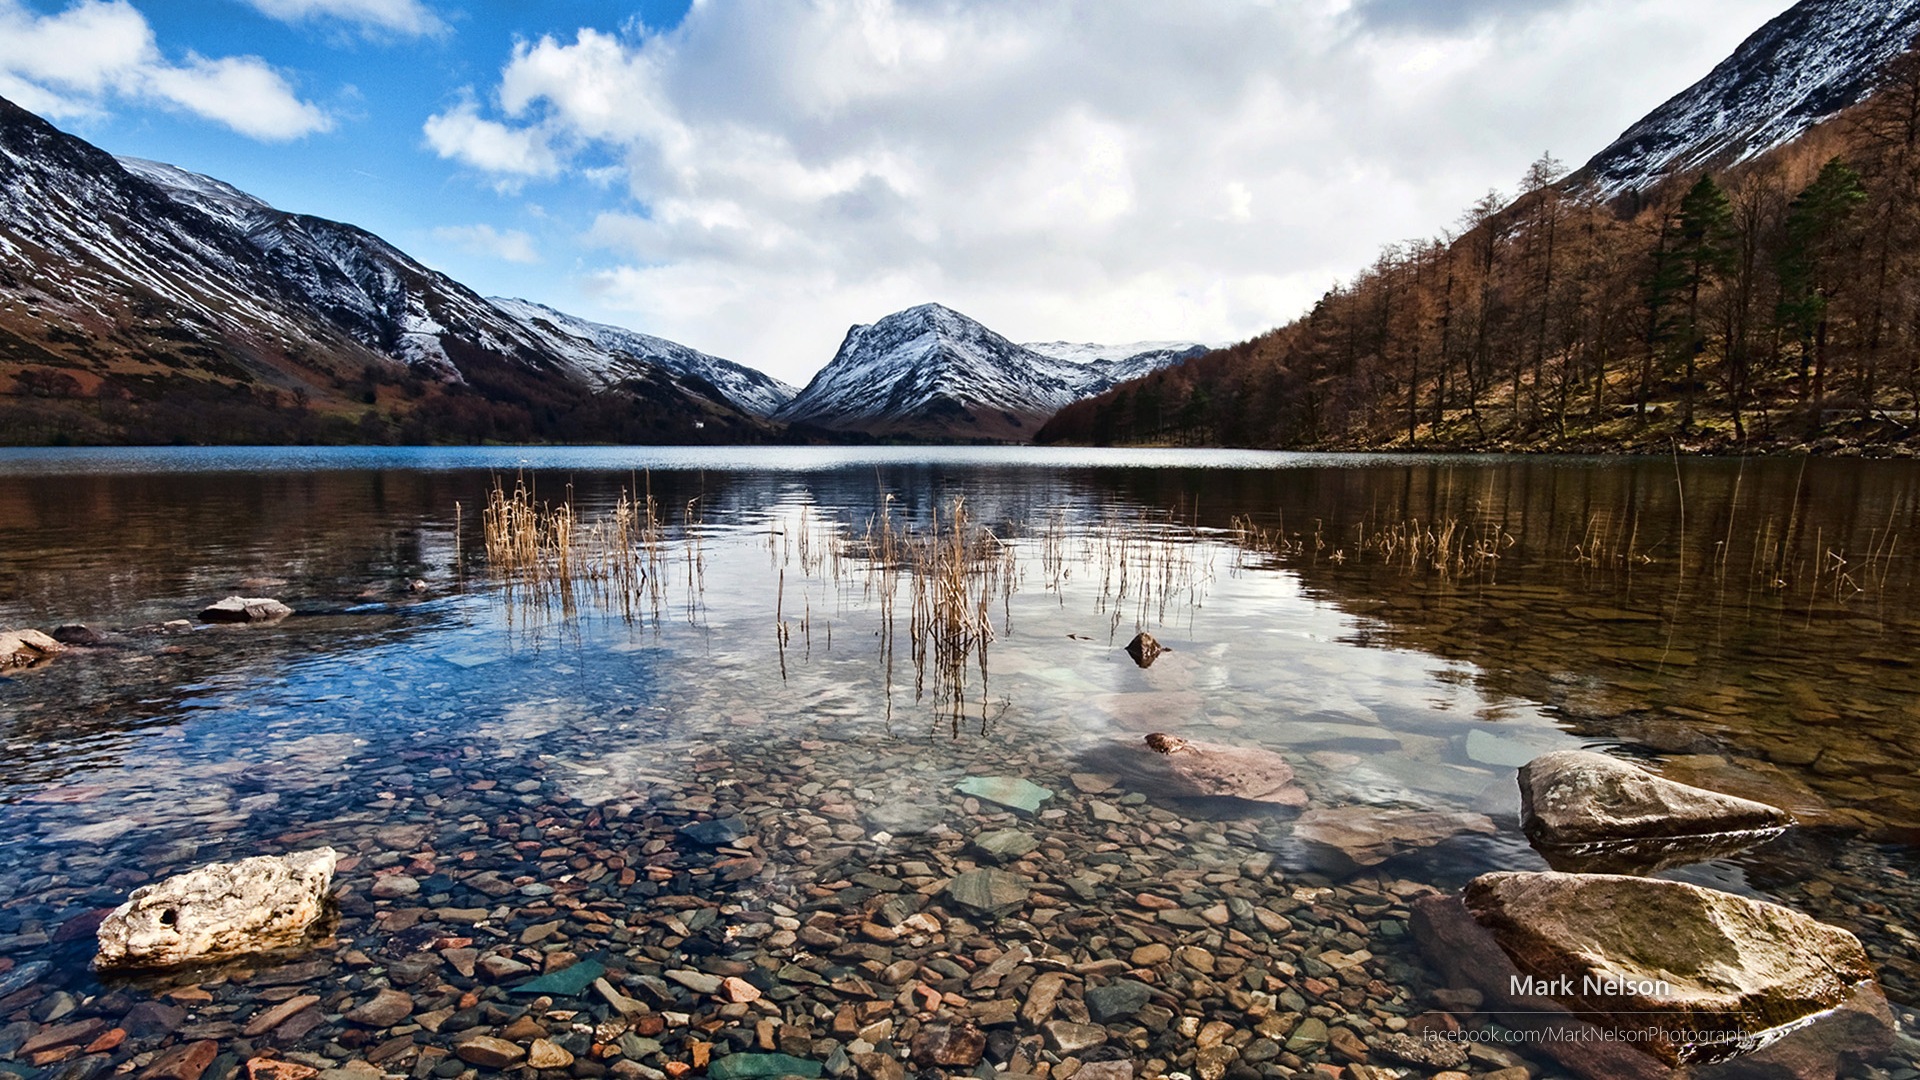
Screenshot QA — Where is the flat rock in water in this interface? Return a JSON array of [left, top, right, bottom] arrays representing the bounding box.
[[865, 802, 945, 835], [1520, 750, 1792, 847], [1292, 806, 1497, 873], [96, 848, 337, 970], [198, 597, 293, 624], [1140, 733, 1307, 805], [453, 1036, 525, 1070], [707, 1053, 823, 1080], [1461, 871, 1876, 1067], [0, 628, 64, 668], [0, 960, 50, 997], [947, 868, 1030, 914], [510, 958, 606, 997], [968, 829, 1038, 862], [1465, 728, 1548, 768], [679, 817, 749, 846], [955, 776, 1053, 814]]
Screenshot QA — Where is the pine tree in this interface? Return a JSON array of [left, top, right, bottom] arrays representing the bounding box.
[[1672, 174, 1737, 431], [1777, 158, 1868, 413]]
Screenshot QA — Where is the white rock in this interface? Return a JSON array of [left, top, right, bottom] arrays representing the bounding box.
[[96, 847, 337, 970], [0, 628, 64, 668], [198, 596, 293, 623]]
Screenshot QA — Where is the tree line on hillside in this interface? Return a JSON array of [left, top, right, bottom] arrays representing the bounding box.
[[1041, 45, 1920, 453]]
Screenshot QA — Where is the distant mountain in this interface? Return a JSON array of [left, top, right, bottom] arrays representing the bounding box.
[[0, 95, 775, 444], [773, 304, 1203, 440], [1023, 340, 1210, 383], [488, 298, 797, 417], [1575, 0, 1920, 200]]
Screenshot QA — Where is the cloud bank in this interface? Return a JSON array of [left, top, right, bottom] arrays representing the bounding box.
[[417, 0, 1784, 383]]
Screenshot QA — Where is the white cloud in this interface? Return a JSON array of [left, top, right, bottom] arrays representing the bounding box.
[[432, 0, 1794, 385], [0, 0, 330, 139], [146, 54, 332, 140], [242, 0, 444, 38], [432, 223, 540, 264], [423, 97, 561, 177]]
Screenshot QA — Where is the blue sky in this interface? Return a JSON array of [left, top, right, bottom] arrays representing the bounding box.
[[0, 0, 1793, 385]]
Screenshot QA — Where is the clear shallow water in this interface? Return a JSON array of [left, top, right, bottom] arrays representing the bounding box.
[[1, 446, 1918, 1079]]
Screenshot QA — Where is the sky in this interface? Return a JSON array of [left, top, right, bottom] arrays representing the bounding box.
[[0, 0, 1796, 386]]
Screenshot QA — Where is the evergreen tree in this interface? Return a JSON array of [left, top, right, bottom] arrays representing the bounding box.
[[1673, 174, 1737, 430], [1778, 158, 1868, 411]]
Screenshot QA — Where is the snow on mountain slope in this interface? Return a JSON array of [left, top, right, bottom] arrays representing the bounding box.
[[490, 298, 796, 416], [1577, 0, 1920, 199], [1023, 341, 1208, 366], [776, 304, 1197, 440], [0, 90, 783, 443]]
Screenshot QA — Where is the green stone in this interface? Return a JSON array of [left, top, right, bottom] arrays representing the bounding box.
[[707, 1054, 823, 1080], [1285, 1017, 1328, 1053], [1465, 729, 1542, 768], [509, 958, 606, 997], [956, 776, 1053, 813]]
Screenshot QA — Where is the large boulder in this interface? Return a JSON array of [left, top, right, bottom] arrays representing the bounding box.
[[1412, 885, 1891, 1080], [198, 596, 293, 623], [1141, 733, 1307, 806], [0, 628, 64, 669], [96, 848, 338, 970], [1520, 750, 1791, 847], [1291, 806, 1496, 874], [1462, 871, 1875, 1067]]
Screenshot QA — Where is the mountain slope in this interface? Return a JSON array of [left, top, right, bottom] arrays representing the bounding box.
[[0, 96, 771, 444], [775, 303, 1200, 440], [1042, 1, 1920, 454], [489, 298, 796, 417], [1576, 0, 1920, 199]]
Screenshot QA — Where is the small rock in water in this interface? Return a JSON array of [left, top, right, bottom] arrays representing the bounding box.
[[706, 1054, 823, 1080], [342, 989, 413, 1027], [0, 628, 64, 668], [679, 817, 749, 846], [947, 869, 1031, 914], [526, 1040, 574, 1070], [510, 958, 606, 997], [1124, 632, 1164, 667], [50, 624, 103, 646], [95, 848, 337, 970], [1141, 733, 1307, 805], [454, 1037, 526, 1070], [955, 776, 1053, 814], [865, 802, 945, 835], [1291, 806, 1497, 874], [910, 1021, 986, 1067], [968, 829, 1038, 862], [197, 597, 293, 624], [1085, 980, 1153, 1022]]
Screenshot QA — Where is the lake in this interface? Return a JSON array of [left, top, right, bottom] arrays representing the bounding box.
[[1, 446, 1916, 1080]]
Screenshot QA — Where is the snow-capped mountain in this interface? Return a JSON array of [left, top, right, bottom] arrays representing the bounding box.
[[775, 303, 1203, 440], [0, 95, 773, 442], [1576, 0, 1920, 199], [1023, 340, 1209, 384], [489, 298, 796, 417]]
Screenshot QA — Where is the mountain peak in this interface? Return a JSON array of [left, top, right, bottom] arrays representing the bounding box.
[[776, 302, 1200, 440]]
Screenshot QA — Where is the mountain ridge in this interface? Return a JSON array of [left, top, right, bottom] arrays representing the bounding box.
[[1575, 0, 1920, 200], [0, 95, 776, 444]]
